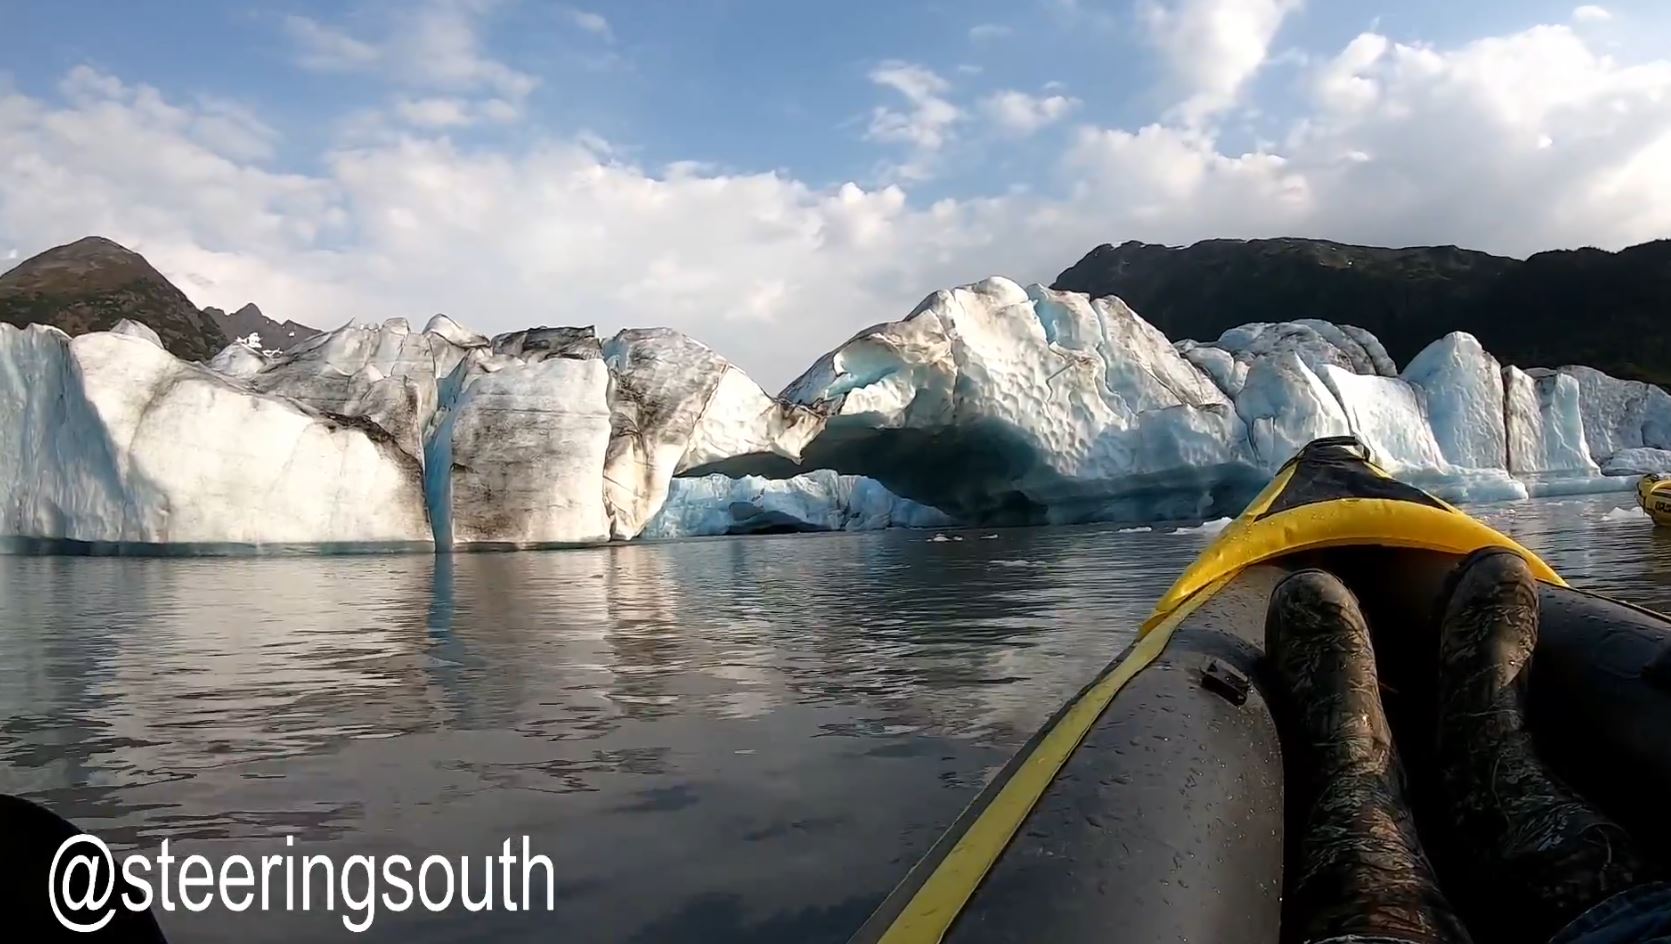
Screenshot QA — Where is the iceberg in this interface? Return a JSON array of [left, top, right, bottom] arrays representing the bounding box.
[[1319, 366, 1451, 473], [207, 340, 270, 378], [1497, 366, 1634, 494], [1175, 342, 1248, 398], [110, 318, 165, 347], [7, 317, 797, 549], [1206, 320, 1397, 379], [1403, 333, 1506, 472], [779, 279, 1262, 525], [0, 323, 430, 546], [1600, 448, 1671, 476], [246, 315, 488, 467], [640, 469, 953, 538], [1393, 333, 1528, 502], [426, 342, 615, 547], [1561, 366, 1671, 460], [1232, 353, 1350, 469], [1, 273, 1661, 553], [774, 279, 1539, 517], [1503, 367, 1597, 476], [424, 323, 822, 547], [601, 328, 824, 540]]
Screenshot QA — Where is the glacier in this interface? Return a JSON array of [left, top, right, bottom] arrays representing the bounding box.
[[768, 279, 1629, 521], [1, 315, 831, 550], [778, 280, 1260, 525], [641, 469, 953, 539], [1, 275, 1661, 552], [0, 322, 430, 547]]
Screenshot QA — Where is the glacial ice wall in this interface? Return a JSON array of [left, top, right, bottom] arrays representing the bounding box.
[[601, 328, 825, 540], [775, 277, 1660, 520], [781, 280, 1261, 525], [641, 469, 954, 539], [1, 315, 829, 549], [3, 274, 1665, 551], [0, 323, 431, 546]]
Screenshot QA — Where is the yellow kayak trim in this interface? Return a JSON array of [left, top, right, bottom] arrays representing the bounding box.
[[872, 570, 1236, 944], [1141, 495, 1563, 638]]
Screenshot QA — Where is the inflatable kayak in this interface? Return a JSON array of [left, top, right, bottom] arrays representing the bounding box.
[[852, 436, 1671, 944], [1638, 473, 1671, 526]]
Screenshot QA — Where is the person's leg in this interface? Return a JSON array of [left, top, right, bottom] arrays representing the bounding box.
[[1434, 548, 1660, 942], [1268, 569, 1472, 944]]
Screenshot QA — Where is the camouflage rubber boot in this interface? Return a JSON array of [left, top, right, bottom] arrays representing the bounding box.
[[1267, 568, 1472, 944], [1434, 547, 1655, 942]]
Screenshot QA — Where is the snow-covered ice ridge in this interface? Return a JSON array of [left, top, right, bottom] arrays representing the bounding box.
[[1, 316, 824, 547], [4, 277, 1669, 549], [776, 278, 1671, 523]]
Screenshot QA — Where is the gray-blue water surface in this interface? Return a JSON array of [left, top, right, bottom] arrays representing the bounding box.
[[3, 493, 1669, 942]]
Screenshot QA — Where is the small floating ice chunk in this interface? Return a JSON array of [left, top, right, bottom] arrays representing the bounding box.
[[1601, 506, 1649, 522]]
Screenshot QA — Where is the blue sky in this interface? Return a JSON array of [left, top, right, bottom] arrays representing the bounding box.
[[4, 1, 1670, 384]]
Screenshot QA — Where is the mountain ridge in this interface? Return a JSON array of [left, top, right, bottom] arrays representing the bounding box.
[[204, 302, 321, 351], [0, 237, 319, 361]]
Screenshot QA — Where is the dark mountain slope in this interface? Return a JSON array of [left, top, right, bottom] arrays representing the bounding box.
[[1053, 237, 1671, 384], [203, 302, 321, 350], [0, 237, 319, 360]]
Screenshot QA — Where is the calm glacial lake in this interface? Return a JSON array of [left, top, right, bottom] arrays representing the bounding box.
[[3, 493, 1670, 942]]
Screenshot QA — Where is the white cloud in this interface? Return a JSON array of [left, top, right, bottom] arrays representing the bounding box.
[[1139, 0, 1305, 123], [968, 23, 1013, 42], [0, 68, 340, 277], [980, 90, 1081, 136], [865, 62, 963, 181], [1275, 25, 1671, 251], [284, 1, 536, 101], [393, 95, 520, 127], [1573, 5, 1612, 23], [5, 19, 1671, 389], [394, 96, 473, 128], [282, 15, 380, 71], [1061, 22, 1671, 254], [398, 1, 537, 98], [53, 67, 281, 165], [1064, 125, 1309, 238], [565, 8, 613, 39], [0, 69, 1005, 386], [1312, 33, 1390, 112]]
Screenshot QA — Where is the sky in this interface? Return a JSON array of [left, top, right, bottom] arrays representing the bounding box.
[[3, 0, 1670, 387]]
